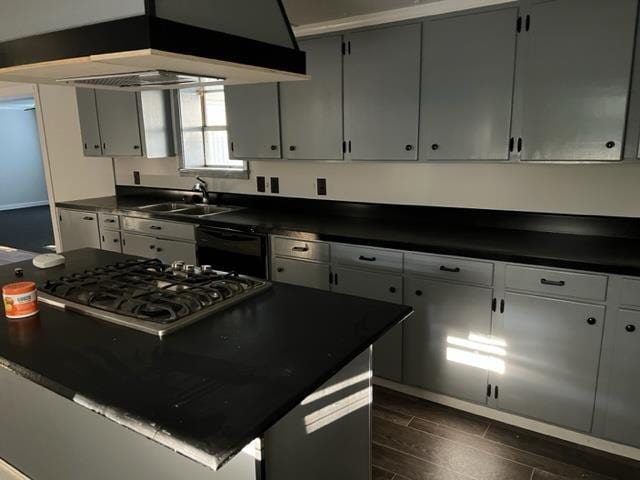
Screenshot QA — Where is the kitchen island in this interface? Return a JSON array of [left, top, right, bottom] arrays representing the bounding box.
[[0, 249, 412, 480]]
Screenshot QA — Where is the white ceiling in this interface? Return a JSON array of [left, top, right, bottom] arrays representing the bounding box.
[[282, 0, 444, 26]]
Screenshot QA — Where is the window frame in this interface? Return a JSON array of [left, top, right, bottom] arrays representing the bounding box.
[[175, 88, 249, 179]]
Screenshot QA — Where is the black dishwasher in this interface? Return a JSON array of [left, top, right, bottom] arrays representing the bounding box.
[[196, 226, 268, 278]]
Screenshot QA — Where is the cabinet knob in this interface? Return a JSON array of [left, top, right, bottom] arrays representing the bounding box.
[[84, 143, 88, 150], [94, 144, 100, 150], [405, 145, 414, 152], [587, 317, 597, 326], [606, 141, 616, 149], [277, 267, 284, 273], [431, 144, 439, 151], [389, 287, 397, 293], [113, 238, 119, 243], [270, 145, 278, 151], [156, 247, 163, 252], [415, 290, 423, 297], [133, 145, 140, 150], [626, 324, 636, 333], [289, 146, 296, 152]]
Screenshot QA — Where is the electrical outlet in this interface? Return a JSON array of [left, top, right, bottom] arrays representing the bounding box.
[[256, 176, 266, 193], [317, 178, 327, 196], [133, 171, 141, 185], [270, 177, 280, 194]]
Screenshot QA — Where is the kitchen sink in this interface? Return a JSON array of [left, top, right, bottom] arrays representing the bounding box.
[[136, 202, 240, 218], [176, 205, 235, 216], [138, 203, 191, 213]]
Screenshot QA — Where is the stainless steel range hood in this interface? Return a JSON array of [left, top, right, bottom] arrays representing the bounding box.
[[0, 0, 307, 89]]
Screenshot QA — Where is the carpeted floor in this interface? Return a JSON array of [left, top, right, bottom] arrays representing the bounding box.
[[0, 205, 54, 253]]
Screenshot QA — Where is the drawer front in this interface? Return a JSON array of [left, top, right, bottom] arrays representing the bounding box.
[[100, 230, 122, 253], [620, 278, 640, 307], [123, 216, 195, 241], [332, 243, 403, 273], [505, 265, 608, 301], [272, 257, 330, 290], [272, 236, 330, 262], [405, 252, 494, 286], [98, 213, 120, 231]]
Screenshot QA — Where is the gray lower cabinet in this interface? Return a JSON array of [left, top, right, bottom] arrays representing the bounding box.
[[75, 89, 103, 157], [420, 7, 518, 161], [280, 35, 344, 160], [403, 277, 494, 404], [343, 23, 421, 161], [331, 266, 403, 382], [122, 233, 197, 265], [272, 257, 330, 290], [225, 83, 281, 159], [512, 0, 637, 161], [497, 293, 604, 432], [100, 230, 122, 253], [95, 90, 143, 157], [58, 209, 101, 251]]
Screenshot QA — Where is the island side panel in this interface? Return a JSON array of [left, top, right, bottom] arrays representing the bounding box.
[[0, 365, 258, 480], [264, 348, 372, 480]]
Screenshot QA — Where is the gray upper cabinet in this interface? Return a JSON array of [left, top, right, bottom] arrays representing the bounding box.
[[498, 293, 604, 432], [512, 0, 637, 161], [344, 23, 421, 161], [420, 8, 518, 161], [75, 89, 103, 157], [280, 35, 344, 160], [225, 83, 281, 159], [95, 90, 143, 157]]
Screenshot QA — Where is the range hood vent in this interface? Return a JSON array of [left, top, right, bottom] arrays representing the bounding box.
[[0, 0, 307, 88]]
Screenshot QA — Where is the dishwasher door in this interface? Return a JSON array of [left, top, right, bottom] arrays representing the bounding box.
[[196, 227, 268, 278]]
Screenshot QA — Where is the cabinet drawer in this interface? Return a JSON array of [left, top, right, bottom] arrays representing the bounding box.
[[332, 244, 402, 273], [100, 230, 122, 253], [99, 213, 120, 231], [505, 265, 607, 301], [620, 278, 640, 307], [272, 257, 330, 290], [122, 216, 195, 241], [122, 233, 197, 265], [272, 236, 330, 262], [405, 252, 494, 286]]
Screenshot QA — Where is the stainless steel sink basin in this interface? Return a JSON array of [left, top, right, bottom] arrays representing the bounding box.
[[136, 202, 240, 218], [176, 205, 236, 217], [138, 203, 191, 213]]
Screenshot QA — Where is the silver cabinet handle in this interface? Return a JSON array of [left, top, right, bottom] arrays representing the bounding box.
[[359, 255, 376, 262], [83, 216, 94, 221], [541, 278, 565, 287], [292, 246, 309, 252], [440, 266, 460, 273], [149, 225, 162, 230], [105, 219, 116, 223]]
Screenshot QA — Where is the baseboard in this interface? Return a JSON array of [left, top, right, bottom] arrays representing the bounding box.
[[0, 200, 49, 212], [373, 377, 640, 462]]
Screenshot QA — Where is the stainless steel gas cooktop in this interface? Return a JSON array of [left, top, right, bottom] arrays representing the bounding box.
[[38, 259, 270, 337]]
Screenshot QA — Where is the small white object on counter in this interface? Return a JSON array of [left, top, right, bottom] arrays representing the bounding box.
[[32, 254, 66, 269]]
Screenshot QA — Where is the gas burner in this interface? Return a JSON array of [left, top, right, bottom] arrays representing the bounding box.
[[38, 259, 270, 337]]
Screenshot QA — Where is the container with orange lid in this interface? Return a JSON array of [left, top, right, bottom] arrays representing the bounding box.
[[2, 282, 39, 319]]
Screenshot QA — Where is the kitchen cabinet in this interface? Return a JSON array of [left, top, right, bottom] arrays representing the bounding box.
[[343, 23, 421, 161], [122, 233, 197, 265], [512, 0, 637, 161], [419, 7, 518, 161], [403, 277, 494, 404], [95, 90, 143, 157], [100, 230, 122, 253], [496, 293, 604, 432], [272, 257, 330, 290], [58, 209, 101, 252], [225, 83, 281, 159], [331, 265, 403, 382], [280, 35, 344, 160], [75, 89, 103, 157]]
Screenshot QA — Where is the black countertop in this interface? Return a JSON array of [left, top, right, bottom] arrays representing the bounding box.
[[57, 195, 640, 277], [0, 249, 411, 470]]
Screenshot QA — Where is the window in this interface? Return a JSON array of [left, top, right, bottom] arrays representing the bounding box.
[[177, 86, 248, 178]]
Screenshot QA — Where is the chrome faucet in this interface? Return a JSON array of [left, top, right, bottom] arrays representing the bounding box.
[[192, 176, 210, 204]]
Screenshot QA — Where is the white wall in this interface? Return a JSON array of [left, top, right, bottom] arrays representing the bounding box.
[[114, 156, 640, 218]]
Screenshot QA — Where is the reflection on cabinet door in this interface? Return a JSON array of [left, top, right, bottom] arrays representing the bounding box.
[[403, 278, 493, 404], [498, 293, 604, 431], [331, 266, 403, 382], [513, 0, 636, 161], [272, 257, 330, 291], [601, 309, 640, 447]]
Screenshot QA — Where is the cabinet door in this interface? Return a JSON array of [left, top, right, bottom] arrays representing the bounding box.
[[100, 230, 122, 253], [281, 35, 343, 160], [225, 83, 281, 159], [75, 89, 103, 157], [513, 0, 636, 161], [58, 209, 100, 251], [272, 257, 330, 290], [155, 238, 197, 265], [344, 24, 421, 161], [332, 266, 403, 381], [122, 233, 156, 259], [95, 90, 142, 157], [403, 278, 494, 404], [498, 293, 604, 431], [420, 8, 518, 161], [601, 309, 640, 447]]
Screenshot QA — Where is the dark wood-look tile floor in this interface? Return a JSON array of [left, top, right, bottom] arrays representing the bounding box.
[[372, 386, 640, 480]]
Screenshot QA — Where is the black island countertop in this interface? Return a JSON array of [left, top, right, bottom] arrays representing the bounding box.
[[0, 249, 411, 470], [57, 192, 640, 277]]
